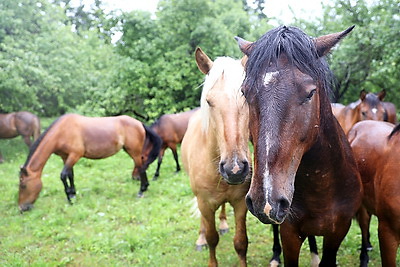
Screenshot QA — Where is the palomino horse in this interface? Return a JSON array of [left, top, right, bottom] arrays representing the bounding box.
[[236, 26, 362, 265], [181, 48, 251, 267], [149, 108, 199, 179], [333, 90, 393, 134], [0, 111, 40, 162], [348, 120, 400, 267], [18, 114, 161, 212]]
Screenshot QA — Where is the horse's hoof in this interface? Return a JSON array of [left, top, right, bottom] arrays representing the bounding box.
[[219, 228, 229, 235], [195, 244, 207, 251], [137, 192, 144, 198], [152, 176, 158, 181], [367, 245, 373, 251], [269, 259, 280, 267]]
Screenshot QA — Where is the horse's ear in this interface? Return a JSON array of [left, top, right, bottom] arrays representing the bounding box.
[[315, 25, 355, 57], [195, 47, 213, 74], [235, 36, 253, 56], [360, 89, 367, 101], [377, 89, 386, 101]]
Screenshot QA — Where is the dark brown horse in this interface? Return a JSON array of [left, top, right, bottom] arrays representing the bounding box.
[[236, 26, 363, 265], [333, 90, 393, 134], [348, 120, 400, 266], [18, 114, 161, 212], [149, 108, 199, 179], [0, 111, 40, 162], [181, 48, 251, 266]]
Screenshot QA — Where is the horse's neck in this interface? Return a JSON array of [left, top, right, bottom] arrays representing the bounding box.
[[26, 133, 57, 173]]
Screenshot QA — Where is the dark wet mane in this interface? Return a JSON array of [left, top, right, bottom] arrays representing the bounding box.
[[388, 123, 400, 140], [22, 116, 62, 168], [243, 25, 333, 98]]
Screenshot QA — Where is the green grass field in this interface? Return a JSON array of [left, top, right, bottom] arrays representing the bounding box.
[[0, 118, 392, 266]]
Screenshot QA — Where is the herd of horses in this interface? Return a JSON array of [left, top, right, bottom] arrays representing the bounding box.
[[1, 25, 399, 266]]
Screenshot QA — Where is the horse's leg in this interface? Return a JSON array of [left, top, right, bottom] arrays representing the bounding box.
[[196, 215, 207, 251], [280, 223, 305, 266], [307, 236, 320, 267], [67, 168, 76, 199], [270, 225, 281, 267], [61, 155, 79, 203], [0, 150, 3, 163], [22, 135, 32, 147], [357, 206, 372, 267], [137, 170, 149, 197], [170, 144, 181, 173], [319, 221, 351, 267], [232, 199, 248, 267], [153, 147, 166, 180], [378, 219, 398, 267], [198, 199, 219, 267], [219, 203, 229, 235]]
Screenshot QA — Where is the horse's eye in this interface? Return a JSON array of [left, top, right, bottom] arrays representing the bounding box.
[[306, 89, 316, 100], [361, 111, 367, 117], [301, 89, 316, 104], [206, 99, 213, 107]]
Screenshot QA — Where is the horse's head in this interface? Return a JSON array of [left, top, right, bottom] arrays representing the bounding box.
[[236, 25, 354, 224], [195, 47, 250, 185], [18, 166, 42, 212], [359, 89, 386, 121]]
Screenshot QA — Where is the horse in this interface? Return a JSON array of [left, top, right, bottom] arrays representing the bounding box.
[[333, 89, 393, 134], [236, 25, 363, 265], [348, 120, 400, 266], [0, 111, 40, 163], [181, 47, 251, 267], [18, 114, 162, 212], [148, 108, 199, 180]]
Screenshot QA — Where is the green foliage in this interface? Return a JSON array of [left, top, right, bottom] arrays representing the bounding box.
[[295, 0, 400, 104]]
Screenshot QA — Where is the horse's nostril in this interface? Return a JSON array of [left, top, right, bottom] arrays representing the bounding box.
[[242, 160, 249, 175], [276, 197, 290, 221]]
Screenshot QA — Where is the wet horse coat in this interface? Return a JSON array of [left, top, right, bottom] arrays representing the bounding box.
[[348, 120, 400, 266], [236, 26, 362, 265], [18, 114, 161, 211], [181, 48, 251, 267]]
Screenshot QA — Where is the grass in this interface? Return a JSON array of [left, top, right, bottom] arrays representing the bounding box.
[[0, 117, 394, 266]]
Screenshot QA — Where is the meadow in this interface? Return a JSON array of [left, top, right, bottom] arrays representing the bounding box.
[[0, 118, 392, 266]]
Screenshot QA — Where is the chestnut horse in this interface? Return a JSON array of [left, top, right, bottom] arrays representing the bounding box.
[[348, 120, 400, 267], [333, 90, 393, 134], [0, 111, 40, 162], [181, 48, 251, 267], [18, 114, 161, 212], [150, 107, 199, 179], [236, 26, 362, 265]]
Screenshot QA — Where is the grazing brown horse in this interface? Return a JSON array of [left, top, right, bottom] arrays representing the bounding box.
[[18, 114, 161, 212], [333, 90, 387, 134], [236, 25, 363, 265], [348, 120, 400, 267], [181, 48, 251, 267], [149, 108, 199, 179], [0, 111, 40, 162]]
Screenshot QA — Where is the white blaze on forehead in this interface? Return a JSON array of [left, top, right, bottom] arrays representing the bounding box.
[[262, 134, 272, 214], [372, 108, 378, 114], [263, 71, 279, 86]]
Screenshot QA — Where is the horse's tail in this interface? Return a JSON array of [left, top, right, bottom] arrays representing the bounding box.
[[190, 197, 201, 218], [142, 123, 162, 169], [33, 115, 41, 142]]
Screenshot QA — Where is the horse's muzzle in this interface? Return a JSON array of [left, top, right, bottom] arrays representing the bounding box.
[[19, 203, 34, 213], [245, 194, 290, 224], [219, 160, 250, 185]]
